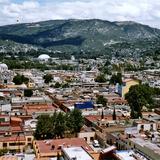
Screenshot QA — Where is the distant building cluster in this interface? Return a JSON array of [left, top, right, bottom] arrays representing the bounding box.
[[0, 55, 159, 160]]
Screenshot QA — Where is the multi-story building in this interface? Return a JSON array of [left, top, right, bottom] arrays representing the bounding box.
[[117, 79, 139, 97]]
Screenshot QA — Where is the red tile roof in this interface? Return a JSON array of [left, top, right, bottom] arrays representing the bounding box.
[[11, 126, 22, 132], [0, 156, 18, 160], [35, 138, 93, 154], [0, 136, 25, 142], [85, 115, 125, 122], [11, 117, 22, 122], [24, 104, 56, 115]]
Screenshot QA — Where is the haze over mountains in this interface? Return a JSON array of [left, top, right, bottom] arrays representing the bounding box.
[[0, 19, 160, 57]]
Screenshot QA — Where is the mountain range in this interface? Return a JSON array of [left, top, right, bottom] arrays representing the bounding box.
[[0, 19, 160, 58]]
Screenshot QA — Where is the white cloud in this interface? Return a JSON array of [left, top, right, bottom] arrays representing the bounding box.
[[0, 0, 160, 28]]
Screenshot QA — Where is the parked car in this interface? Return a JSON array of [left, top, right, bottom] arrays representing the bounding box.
[[93, 140, 100, 147]]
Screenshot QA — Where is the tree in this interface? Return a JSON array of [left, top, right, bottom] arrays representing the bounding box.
[[54, 112, 66, 138], [101, 109, 104, 120], [21, 75, 29, 84], [13, 74, 22, 85], [102, 66, 111, 75], [0, 149, 8, 156], [95, 74, 107, 83], [62, 83, 69, 88], [96, 95, 107, 107], [69, 109, 84, 134], [54, 82, 61, 88], [34, 115, 53, 140], [112, 107, 116, 120], [110, 72, 122, 85], [43, 74, 53, 84], [24, 89, 33, 97], [153, 87, 160, 95], [125, 84, 154, 119], [104, 60, 111, 66], [34, 110, 84, 140], [13, 74, 29, 85]]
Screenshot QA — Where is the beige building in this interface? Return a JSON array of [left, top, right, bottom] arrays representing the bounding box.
[[0, 135, 34, 152], [117, 79, 139, 97], [33, 138, 95, 159], [78, 128, 95, 144]]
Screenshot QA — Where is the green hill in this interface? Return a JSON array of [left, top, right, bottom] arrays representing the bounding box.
[[0, 19, 160, 58]]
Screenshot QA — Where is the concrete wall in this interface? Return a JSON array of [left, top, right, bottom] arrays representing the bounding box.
[[122, 80, 139, 97], [137, 123, 157, 132], [78, 132, 95, 144]]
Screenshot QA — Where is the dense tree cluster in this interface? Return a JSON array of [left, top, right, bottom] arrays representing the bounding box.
[[24, 89, 33, 97], [125, 84, 159, 119], [43, 74, 53, 84], [110, 73, 122, 85], [0, 149, 8, 156], [3, 58, 77, 71], [96, 95, 107, 107], [95, 74, 107, 83], [153, 87, 160, 95], [54, 64, 74, 71], [3, 59, 49, 70], [53, 82, 70, 88], [13, 74, 29, 85], [34, 109, 84, 140], [53, 82, 61, 88]]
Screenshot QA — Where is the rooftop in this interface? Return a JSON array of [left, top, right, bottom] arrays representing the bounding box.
[[34, 138, 93, 154], [0, 156, 17, 160], [130, 138, 160, 156], [62, 146, 94, 160], [0, 135, 26, 142], [116, 151, 137, 160]]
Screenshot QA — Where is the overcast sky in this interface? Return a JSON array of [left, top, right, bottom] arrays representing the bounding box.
[[0, 0, 160, 28]]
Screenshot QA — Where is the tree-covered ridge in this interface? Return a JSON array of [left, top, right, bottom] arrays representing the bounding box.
[[0, 19, 160, 57]]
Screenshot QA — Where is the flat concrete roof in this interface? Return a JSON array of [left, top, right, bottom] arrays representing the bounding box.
[[116, 151, 136, 160], [62, 147, 94, 160]]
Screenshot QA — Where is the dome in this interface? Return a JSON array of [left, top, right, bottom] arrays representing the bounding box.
[[38, 54, 50, 60], [0, 63, 8, 71]]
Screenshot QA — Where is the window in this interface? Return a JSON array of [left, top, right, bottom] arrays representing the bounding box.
[[27, 138, 32, 141], [150, 124, 153, 131], [9, 142, 25, 146], [9, 143, 16, 146], [90, 137, 94, 141], [141, 125, 144, 129], [3, 143, 7, 147], [140, 125, 144, 132]]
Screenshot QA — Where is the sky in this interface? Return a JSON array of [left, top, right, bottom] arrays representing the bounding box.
[[0, 0, 160, 28]]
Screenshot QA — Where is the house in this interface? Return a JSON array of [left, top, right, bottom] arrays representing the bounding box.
[[0, 133, 33, 153], [33, 138, 94, 159], [117, 79, 139, 97], [78, 126, 95, 144]]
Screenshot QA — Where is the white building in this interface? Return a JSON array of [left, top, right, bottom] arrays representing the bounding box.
[[62, 147, 94, 160], [0, 63, 14, 84], [38, 54, 50, 62]]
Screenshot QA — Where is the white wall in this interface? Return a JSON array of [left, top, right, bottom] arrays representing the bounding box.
[[137, 123, 157, 131]]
